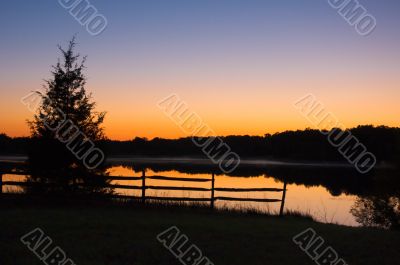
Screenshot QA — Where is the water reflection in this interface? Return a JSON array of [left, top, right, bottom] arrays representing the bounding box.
[[104, 159, 400, 228], [0, 161, 114, 196], [105, 165, 358, 226], [1, 158, 399, 229], [351, 195, 400, 229], [25, 168, 114, 196]]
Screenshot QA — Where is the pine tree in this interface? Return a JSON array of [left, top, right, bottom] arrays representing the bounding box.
[[28, 37, 106, 171]]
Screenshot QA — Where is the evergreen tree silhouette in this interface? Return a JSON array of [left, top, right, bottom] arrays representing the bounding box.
[[28, 36, 106, 172]]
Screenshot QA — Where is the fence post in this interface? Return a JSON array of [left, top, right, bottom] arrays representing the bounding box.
[[141, 170, 146, 204], [210, 173, 215, 209], [0, 173, 2, 195], [279, 180, 287, 217]]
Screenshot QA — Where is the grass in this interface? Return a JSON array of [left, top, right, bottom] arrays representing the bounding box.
[[0, 196, 399, 265]]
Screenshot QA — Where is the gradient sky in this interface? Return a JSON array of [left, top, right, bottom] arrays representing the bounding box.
[[1, 0, 399, 140]]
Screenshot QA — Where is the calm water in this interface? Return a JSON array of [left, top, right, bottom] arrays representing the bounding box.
[[2, 157, 398, 228], [105, 166, 358, 226]]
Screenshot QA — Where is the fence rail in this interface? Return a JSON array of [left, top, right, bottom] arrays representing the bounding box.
[[0, 169, 288, 216]]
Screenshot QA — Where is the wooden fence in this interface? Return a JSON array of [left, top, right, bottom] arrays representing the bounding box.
[[0, 168, 288, 216]]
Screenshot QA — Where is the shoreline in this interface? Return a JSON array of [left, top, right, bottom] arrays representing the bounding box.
[[0, 155, 391, 169]]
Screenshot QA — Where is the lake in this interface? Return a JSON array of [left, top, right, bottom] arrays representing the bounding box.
[[1, 157, 399, 228]]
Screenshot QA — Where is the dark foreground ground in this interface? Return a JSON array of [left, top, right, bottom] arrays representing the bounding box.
[[0, 200, 399, 265]]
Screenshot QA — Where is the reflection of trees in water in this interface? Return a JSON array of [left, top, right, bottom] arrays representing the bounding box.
[[108, 161, 399, 198], [24, 167, 114, 196], [110, 161, 400, 229], [351, 195, 400, 230], [6, 159, 400, 228]]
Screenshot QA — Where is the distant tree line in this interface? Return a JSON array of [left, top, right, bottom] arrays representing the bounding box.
[[1, 125, 399, 165], [0, 134, 29, 155]]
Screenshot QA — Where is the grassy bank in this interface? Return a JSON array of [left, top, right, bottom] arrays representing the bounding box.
[[0, 199, 399, 265]]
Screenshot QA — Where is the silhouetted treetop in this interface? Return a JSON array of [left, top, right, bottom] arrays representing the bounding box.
[[28, 36, 106, 141], [26, 37, 106, 171]]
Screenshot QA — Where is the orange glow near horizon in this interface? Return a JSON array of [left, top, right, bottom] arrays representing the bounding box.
[[1, 90, 400, 141], [2, 78, 399, 140], [1, 51, 400, 141]]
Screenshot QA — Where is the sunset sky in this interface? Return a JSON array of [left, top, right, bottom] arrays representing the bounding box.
[[1, 0, 399, 140]]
